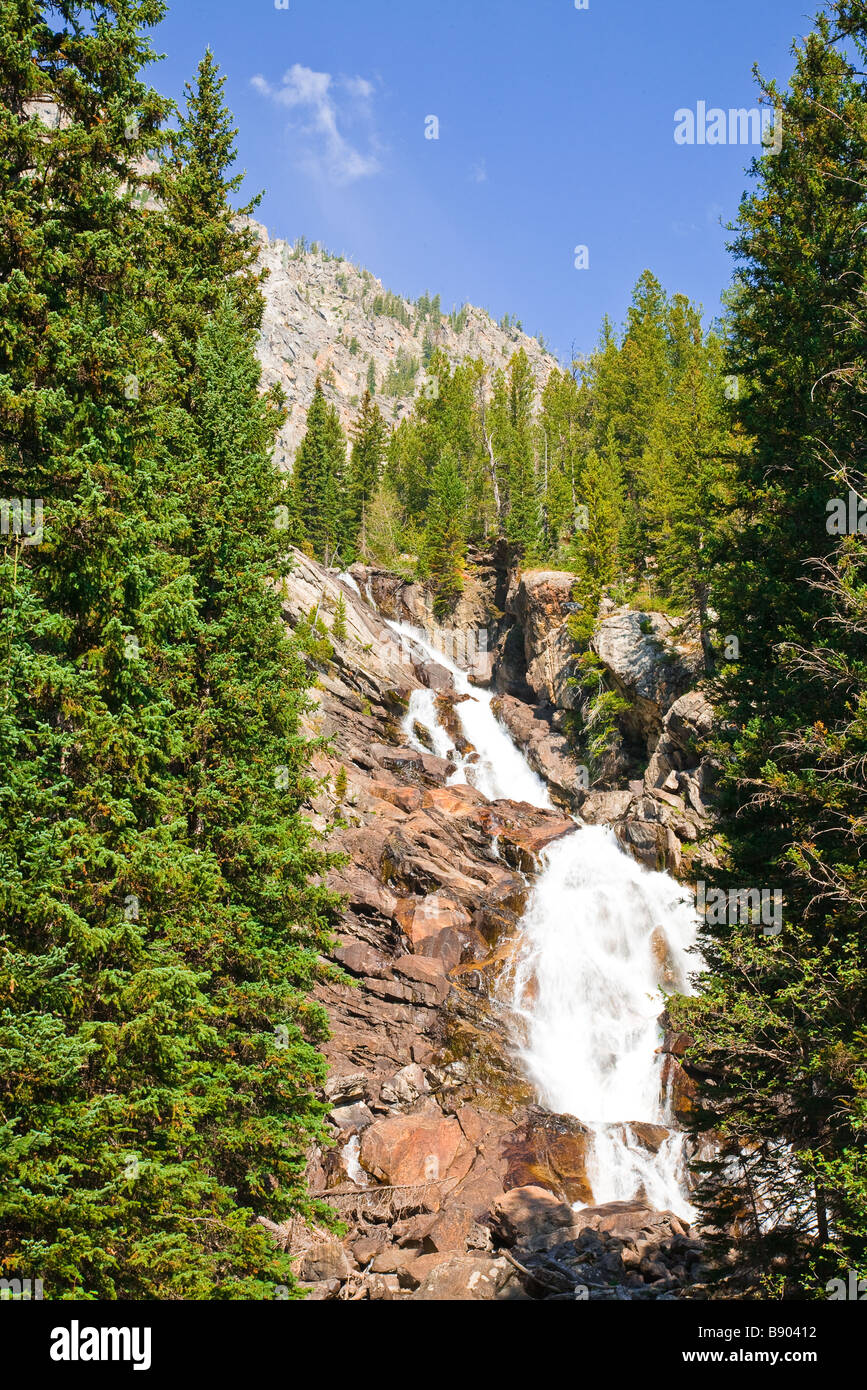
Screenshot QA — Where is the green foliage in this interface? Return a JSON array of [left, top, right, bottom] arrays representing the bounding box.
[[419, 447, 467, 618], [668, 2, 867, 1294], [291, 378, 352, 564], [382, 348, 419, 397], [371, 290, 412, 328], [0, 10, 339, 1299], [332, 592, 348, 642], [415, 291, 441, 330], [348, 390, 388, 559]]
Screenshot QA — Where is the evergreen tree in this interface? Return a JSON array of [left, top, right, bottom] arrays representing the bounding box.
[[503, 350, 542, 558], [332, 591, 348, 642], [671, 2, 867, 1294], [569, 441, 624, 637], [0, 8, 339, 1298], [421, 447, 467, 618], [362, 477, 413, 572], [292, 379, 351, 563], [153, 48, 264, 376], [348, 389, 387, 555]]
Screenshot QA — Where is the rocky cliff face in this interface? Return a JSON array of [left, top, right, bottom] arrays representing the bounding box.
[[270, 549, 711, 1301], [486, 565, 720, 878], [252, 223, 557, 472]]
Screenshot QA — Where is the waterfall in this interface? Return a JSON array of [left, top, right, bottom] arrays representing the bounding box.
[[337, 571, 362, 597], [389, 621, 552, 807], [508, 828, 698, 1216], [384, 617, 699, 1218]]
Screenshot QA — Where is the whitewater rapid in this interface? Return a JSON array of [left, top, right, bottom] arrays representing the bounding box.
[[384, 618, 699, 1218]]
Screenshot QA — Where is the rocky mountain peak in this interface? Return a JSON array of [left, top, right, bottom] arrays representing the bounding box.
[[252, 219, 558, 470]]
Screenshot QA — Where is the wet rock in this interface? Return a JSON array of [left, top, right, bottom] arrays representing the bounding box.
[[494, 695, 588, 808], [502, 1111, 593, 1205], [620, 1122, 672, 1155]]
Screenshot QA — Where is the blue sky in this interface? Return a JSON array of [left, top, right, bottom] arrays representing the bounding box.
[[151, 0, 817, 363]]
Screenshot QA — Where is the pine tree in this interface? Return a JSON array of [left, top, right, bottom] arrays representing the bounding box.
[[503, 350, 542, 558], [153, 48, 264, 377], [0, 9, 339, 1298], [421, 447, 467, 618], [348, 389, 387, 555], [569, 442, 623, 633], [332, 591, 348, 642], [292, 379, 351, 564], [671, 3, 867, 1294]]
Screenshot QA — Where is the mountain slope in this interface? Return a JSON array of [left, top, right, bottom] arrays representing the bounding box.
[[251, 221, 558, 469]]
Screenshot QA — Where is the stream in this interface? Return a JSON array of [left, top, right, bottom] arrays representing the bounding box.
[[380, 618, 699, 1219]]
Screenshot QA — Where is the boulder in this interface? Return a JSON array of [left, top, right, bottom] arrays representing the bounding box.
[[501, 1111, 593, 1205], [324, 1071, 368, 1107], [509, 570, 579, 708], [592, 608, 703, 746], [297, 1240, 353, 1283], [570, 1199, 689, 1244], [421, 1206, 478, 1253], [665, 691, 714, 753], [490, 1185, 575, 1246], [380, 1063, 430, 1108], [409, 1254, 511, 1301], [359, 1100, 470, 1186]]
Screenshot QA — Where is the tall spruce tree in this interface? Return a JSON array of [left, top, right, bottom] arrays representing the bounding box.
[[421, 446, 467, 618], [503, 350, 542, 558], [292, 379, 351, 563], [0, 7, 338, 1298], [348, 389, 387, 556], [671, 1, 867, 1294]]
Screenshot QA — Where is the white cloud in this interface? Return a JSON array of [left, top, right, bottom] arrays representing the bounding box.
[[470, 160, 488, 184], [251, 63, 382, 185]]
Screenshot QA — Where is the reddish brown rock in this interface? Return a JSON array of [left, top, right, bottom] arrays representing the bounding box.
[[491, 1185, 575, 1246], [409, 1254, 511, 1301], [502, 1111, 593, 1205], [369, 783, 424, 813], [661, 1054, 699, 1124], [359, 1100, 470, 1186], [421, 1206, 477, 1253]]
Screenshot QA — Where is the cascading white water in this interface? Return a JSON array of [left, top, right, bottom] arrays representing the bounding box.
[[388, 621, 552, 807], [384, 616, 699, 1218], [337, 571, 362, 597], [508, 828, 698, 1216]]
